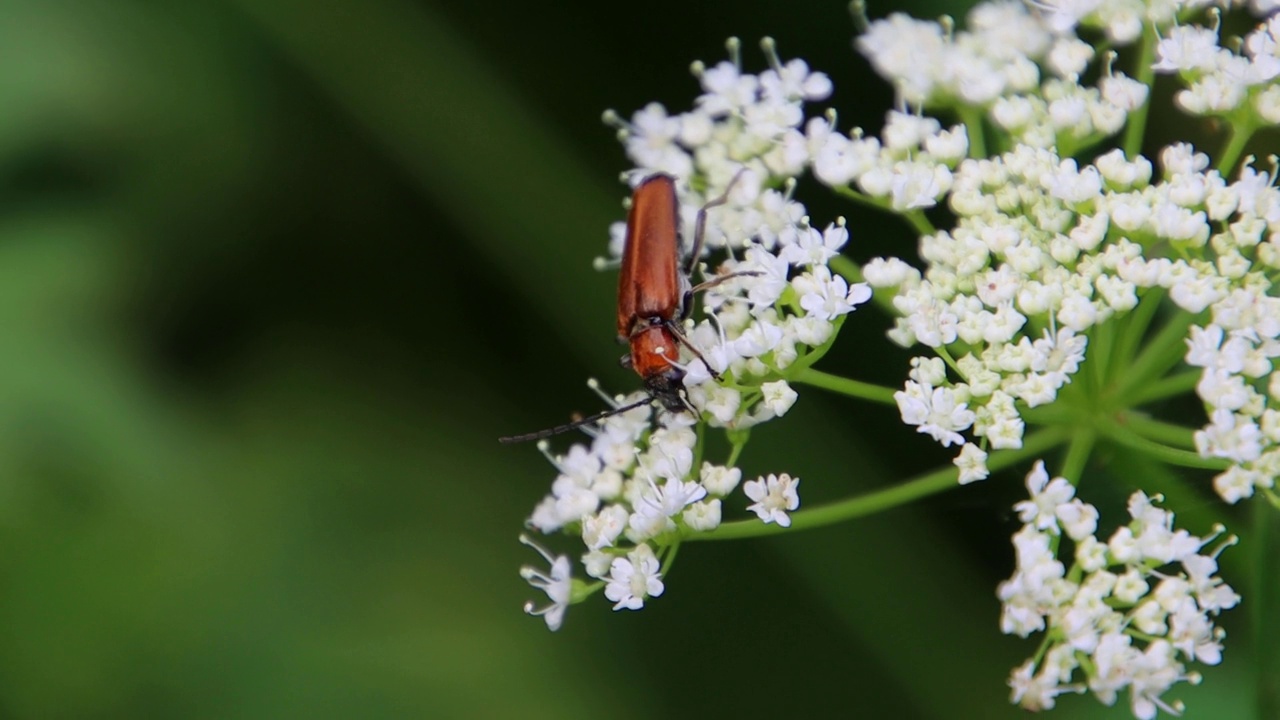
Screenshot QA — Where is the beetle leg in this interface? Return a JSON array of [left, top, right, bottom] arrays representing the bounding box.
[[684, 167, 748, 276], [679, 289, 695, 322], [664, 319, 724, 382], [690, 269, 764, 295]]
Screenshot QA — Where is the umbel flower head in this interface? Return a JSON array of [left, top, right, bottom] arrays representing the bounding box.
[[512, 1, 1278, 717], [521, 37, 871, 629], [1000, 462, 1238, 718]]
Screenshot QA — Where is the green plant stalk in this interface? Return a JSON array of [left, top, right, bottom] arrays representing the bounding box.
[[958, 104, 987, 159], [1122, 25, 1157, 159], [1100, 417, 1228, 470], [832, 186, 935, 236], [1058, 428, 1097, 485], [1252, 497, 1280, 720], [1121, 413, 1199, 450], [1125, 370, 1200, 407], [1217, 121, 1257, 177], [1111, 288, 1167, 375], [1087, 317, 1117, 399], [1110, 311, 1198, 407], [794, 367, 899, 405], [829, 254, 865, 284], [693, 425, 1072, 541]]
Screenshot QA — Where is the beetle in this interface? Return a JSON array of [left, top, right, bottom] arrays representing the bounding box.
[[499, 172, 749, 444], [617, 172, 739, 412]]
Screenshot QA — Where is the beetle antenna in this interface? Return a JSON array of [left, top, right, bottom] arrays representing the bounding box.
[[498, 397, 655, 444]]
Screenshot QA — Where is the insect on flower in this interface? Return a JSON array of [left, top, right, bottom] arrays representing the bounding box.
[[499, 172, 754, 444]]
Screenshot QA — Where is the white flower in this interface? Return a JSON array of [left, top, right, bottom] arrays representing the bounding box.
[[1042, 159, 1103, 204], [1152, 25, 1222, 73], [895, 381, 976, 447], [857, 14, 948, 103], [1212, 465, 1263, 504], [794, 266, 871, 321], [889, 161, 952, 210], [582, 504, 630, 551], [700, 462, 742, 496], [734, 317, 785, 357], [954, 443, 990, 484], [691, 383, 742, 425], [924, 125, 969, 163], [683, 499, 723, 531], [696, 61, 758, 116], [1057, 499, 1100, 542], [1008, 660, 1071, 711], [760, 380, 799, 416], [624, 103, 693, 178], [1194, 408, 1263, 463], [743, 473, 800, 527], [1100, 72, 1149, 111], [520, 535, 573, 631], [629, 477, 708, 541], [1013, 460, 1076, 534], [760, 57, 832, 102], [604, 543, 665, 610], [581, 550, 613, 580], [779, 221, 848, 267], [741, 246, 791, 310]]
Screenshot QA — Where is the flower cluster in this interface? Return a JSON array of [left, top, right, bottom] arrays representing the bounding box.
[[823, 4, 1280, 505], [604, 40, 871, 427], [519, 399, 738, 629], [519, 387, 805, 629], [999, 462, 1238, 719], [1154, 13, 1280, 118], [523, 41, 871, 629], [855, 3, 1149, 155]]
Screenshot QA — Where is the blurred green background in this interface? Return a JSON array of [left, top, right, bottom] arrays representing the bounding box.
[[0, 1, 1266, 718]]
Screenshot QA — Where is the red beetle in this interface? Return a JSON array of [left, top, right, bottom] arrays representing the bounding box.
[[499, 172, 746, 443], [618, 172, 740, 412]]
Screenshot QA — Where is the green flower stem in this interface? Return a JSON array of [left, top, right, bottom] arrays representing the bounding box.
[[1100, 417, 1228, 470], [1216, 121, 1257, 177], [1021, 404, 1080, 427], [725, 430, 749, 467], [1122, 25, 1157, 159], [574, 580, 605, 603], [692, 420, 708, 478], [794, 368, 899, 405], [1125, 370, 1200, 407], [1029, 633, 1055, 667], [958, 104, 987, 159], [1121, 412, 1199, 450], [935, 345, 962, 377], [833, 184, 893, 213], [1252, 497, 1280, 719], [784, 316, 847, 377], [831, 186, 935, 236], [659, 541, 681, 575], [1267, 488, 1280, 513], [1110, 310, 1198, 407], [829, 254, 864, 283], [1112, 288, 1167, 374], [1058, 428, 1097, 485], [1087, 317, 1117, 397], [692, 425, 1072, 542], [903, 209, 936, 236]]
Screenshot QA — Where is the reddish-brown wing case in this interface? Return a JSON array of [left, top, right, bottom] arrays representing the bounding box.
[[617, 174, 681, 338]]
